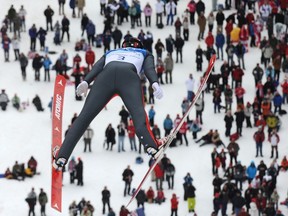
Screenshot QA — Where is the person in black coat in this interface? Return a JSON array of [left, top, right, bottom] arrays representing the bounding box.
[[195, 45, 203, 71], [154, 38, 165, 59], [32, 94, 44, 111], [195, 0, 205, 16], [234, 106, 245, 136], [234, 161, 244, 191], [211, 148, 218, 175], [212, 174, 226, 195], [263, 76, 276, 95], [122, 165, 134, 197], [37, 27, 47, 51], [71, 64, 85, 101], [257, 160, 267, 183], [112, 27, 123, 49], [206, 46, 216, 71], [75, 157, 83, 186], [216, 9, 225, 32], [263, 202, 276, 216], [44, 5, 54, 31], [174, 34, 184, 63], [213, 193, 221, 215], [32, 53, 43, 80], [119, 106, 130, 128], [232, 191, 246, 215], [195, 129, 213, 145], [102, 186, 111, 214], [81, 13, 89, 37], [224, 110, 234, 137], [166, 160, 175, 189], [105, 123, 116, 150], [61, 15, 70, 42], [165, 34, 175, 57], [220, 185, 230, 215], [135, 189, 146, 208], [143, 31, 153, 53]]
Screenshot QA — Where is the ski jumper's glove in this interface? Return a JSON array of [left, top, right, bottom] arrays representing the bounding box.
[[76, 81, 89, 97], [53, 158, 67, 171], [152, 82, 163, 99]]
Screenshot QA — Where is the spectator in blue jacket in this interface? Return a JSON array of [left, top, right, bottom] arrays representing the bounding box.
[[37, 27, 47, 51], [148, 105, 156, 127], [249, 21, 256, 47], [246, 161, 257, 184], [163, 114, 173, 136], [43, 54, 52, 82], [273, 92, 283, 114], [215, 30, 225, 60], [86, 20, 96, 46], [265, 65, 275, 81], [102, 30, 112, 53], [29, 24, 37, 51]]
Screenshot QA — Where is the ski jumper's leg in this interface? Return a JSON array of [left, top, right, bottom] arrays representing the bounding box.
[[58, 68, 115, 159], [116, 63, 158, 150]]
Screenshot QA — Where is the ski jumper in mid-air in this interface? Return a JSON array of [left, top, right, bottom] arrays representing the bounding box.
[[54, 37, 168, 169]]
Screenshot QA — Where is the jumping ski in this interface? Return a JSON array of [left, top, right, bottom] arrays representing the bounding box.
[[51, 75, 66, 212], [126, 55, 216, 207]]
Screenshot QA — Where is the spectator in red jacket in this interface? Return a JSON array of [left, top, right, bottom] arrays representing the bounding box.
[[253, 126, 265, 157], [225, 19, 233, 44], [280, 156, 288, 171], [127, 119, 137, 151], [155, 188, 165, 204], [179, 121, 188, 146], [246, 10, 255, 25], [170, 193, 179, 216], [119, 205, 130, 216], [235, 83, 246, 105], [73, 53, 82, 68], [205, 31, 214, 48], [256, 193, 267, 215], [279, 0, 288, 12], [154, 163, 164, 190], [256, 115, 266, 130], [27, 156, 38, 174], [281, 77, 288, 104], [85, 47, 95, 70], [232, 65, 244, 88], [146, 186, 155, 203]]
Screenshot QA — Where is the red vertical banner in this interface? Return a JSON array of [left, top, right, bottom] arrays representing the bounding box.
[[51, 75, 66, 212]]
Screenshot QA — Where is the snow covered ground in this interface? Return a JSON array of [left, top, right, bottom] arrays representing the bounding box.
[[0, 0, 288, 215]]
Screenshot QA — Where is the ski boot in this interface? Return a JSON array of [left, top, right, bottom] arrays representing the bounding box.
[[52, 157, 67, 171], [146, 136, 170, 160]]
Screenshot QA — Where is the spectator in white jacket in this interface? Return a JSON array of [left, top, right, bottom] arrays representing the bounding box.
[[83, 125, 94, 152], [259, 1, 272, 23], [11, 34, 20, 60], [185, 73, 196, 102], [155, 0, 165, 26], [165, 0, 177, 25]]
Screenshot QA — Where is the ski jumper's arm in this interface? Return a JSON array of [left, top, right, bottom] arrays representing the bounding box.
[[84, 55, 106, 84], [142, 52, 159, 84]]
